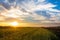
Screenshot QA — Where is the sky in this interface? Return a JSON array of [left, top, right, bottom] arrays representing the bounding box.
[[0, 0, 60, 25]]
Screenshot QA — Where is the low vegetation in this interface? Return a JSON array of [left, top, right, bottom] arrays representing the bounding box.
[[0, 27, 58, 40]]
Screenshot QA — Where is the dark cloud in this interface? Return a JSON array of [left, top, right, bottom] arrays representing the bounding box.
[[8, 0, 15, 3], [35, 10, 51, 18], [2, 2, 10, 10], [0, 0, 10, 10]]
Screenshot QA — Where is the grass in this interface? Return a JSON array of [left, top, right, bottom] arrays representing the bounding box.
[[0, 27, 58, 40]]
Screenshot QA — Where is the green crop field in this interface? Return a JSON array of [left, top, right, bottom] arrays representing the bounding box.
[[0, 27, 58, 40]]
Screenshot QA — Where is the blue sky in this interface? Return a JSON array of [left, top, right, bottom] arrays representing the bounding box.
[[0, 0, 60, 23], [48, 0, 60, 10]]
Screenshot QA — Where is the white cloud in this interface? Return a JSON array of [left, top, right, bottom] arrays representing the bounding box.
[[31, 13, 47, 20], [37, 0, 45, 2], [0, 0, 60, 23], [18, 0, 60, 21]]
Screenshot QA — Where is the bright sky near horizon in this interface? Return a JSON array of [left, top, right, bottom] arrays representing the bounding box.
[[0, 0, 60, 24]]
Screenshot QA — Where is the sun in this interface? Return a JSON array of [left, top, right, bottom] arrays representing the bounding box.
[[10, 21, 19, 27]]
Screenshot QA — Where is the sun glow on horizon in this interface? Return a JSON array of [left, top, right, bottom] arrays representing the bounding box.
[[10, 21, 19, 27]]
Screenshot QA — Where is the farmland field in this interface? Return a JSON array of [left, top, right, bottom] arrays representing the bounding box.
[[0, 27, 59, 40]]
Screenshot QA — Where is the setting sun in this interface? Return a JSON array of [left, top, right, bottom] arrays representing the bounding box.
[[10, 22, 19, 27]]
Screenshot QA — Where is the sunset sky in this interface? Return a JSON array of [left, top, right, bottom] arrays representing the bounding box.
[[0, 0, 60, 27]]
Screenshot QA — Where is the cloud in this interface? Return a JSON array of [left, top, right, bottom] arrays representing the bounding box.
[[0, 0, 60, 23]]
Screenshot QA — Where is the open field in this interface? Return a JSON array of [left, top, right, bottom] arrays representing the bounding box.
[[0, 27, 59, 40]]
